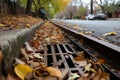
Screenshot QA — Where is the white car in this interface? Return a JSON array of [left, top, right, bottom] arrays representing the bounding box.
[[86, 14, 95, 20]]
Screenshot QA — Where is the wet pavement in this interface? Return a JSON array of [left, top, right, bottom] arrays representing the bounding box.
[[53, 20, 120, 46]]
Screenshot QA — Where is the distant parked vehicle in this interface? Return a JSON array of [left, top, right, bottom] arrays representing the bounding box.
[[86, 14, 95, 20], [94, 13, 107, 20]]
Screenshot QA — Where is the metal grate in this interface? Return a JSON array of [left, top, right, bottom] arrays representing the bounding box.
[[44, 44, 83, 74]]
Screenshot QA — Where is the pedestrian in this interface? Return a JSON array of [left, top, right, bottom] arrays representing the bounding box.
[[39, 7, 47, 21]]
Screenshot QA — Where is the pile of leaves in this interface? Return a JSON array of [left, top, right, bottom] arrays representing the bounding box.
[[32, 22, 68, 45], [0, 15, 42, 31], [2, 22, 67, 80], [72, 51, 110, 80]]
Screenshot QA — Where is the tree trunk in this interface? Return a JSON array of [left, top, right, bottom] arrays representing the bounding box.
[[90, 0, 93, 14], [33, 0, 37, 17], [26, 0, 33, 14]]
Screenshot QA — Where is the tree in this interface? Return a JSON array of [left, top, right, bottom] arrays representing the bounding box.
[[26, 0, 33, 14], [65, 5, 77, 19], [94, 0, 106, 13]]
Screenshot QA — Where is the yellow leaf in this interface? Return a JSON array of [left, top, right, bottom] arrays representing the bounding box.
[[0, 23, 5, 27], [73, 26, 79, 29], [46, 67, 62, 78], [14, 64, 33, 80], [25, 24, 31, 28], [103, 32, 117, 36]]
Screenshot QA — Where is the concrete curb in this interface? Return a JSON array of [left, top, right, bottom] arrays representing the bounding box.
[[0, 21, 44, 76]]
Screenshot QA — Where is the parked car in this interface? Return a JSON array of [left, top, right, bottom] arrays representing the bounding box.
[[86, 14, 95, 20], [94, 13, 107, 20]]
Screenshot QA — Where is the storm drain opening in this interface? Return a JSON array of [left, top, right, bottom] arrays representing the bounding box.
[[53, 44, 59, 53], [64, 55, 75, 68], [47, 45, 52, 54], [47, 55, 53, 66], [59, 44, 67, 53], [65, 45, 73, 52]]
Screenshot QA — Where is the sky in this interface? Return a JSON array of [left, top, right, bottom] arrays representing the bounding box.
[[82, 0, 90, 4]]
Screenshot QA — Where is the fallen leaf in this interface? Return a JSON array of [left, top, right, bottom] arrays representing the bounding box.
[[27, 60, 40, 68], [14, 64, 33, 80], [0, 24, 5, 27], [68, 73, 80, 80], [25, 24, 31, 28], [103, 32, 117, 36], [24, 42, 34, 52], [74, 56, 85, 61], [7, 73, 21, 80], [73, 26, 79, 29], [15, 58, 25, 65], [84, 63, 92, 72], [0, 50, 3, 62], [33, 53, 44, 59], [46, 67, 62, 78], [96, 59, 105, 64]]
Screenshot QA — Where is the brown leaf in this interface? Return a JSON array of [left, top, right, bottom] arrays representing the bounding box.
[[7, 73, 21, 80], [0, 49, 3, 62], [96, 59, 105, 64], [0, 24, 5, 27], [46, 67, 62, 78]]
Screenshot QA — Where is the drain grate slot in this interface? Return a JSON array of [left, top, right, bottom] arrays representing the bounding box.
[[47, 45, 52, 54], [72, 54, 77, 58], [56, 55, 62, 61], [53, 45, 59, 53], [58, 63, 65, 68], [47, 55, 53, 66], [65, 45, 73, 52], [56, 55, 65, 68], [59, 44, 67, 53], [65, 56, 75, 68]]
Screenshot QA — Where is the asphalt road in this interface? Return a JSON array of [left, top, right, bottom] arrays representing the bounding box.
[[53, 20, 120, 46]]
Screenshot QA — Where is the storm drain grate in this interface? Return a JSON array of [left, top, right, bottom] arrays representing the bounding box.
[[44, 44, 83, 74]]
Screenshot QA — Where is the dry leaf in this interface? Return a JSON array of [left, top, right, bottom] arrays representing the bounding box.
[[0, 50, 3, 63], [15, 58, 25, 65], [25, 24, 31, 28], [33, 53, 44, 59], [59, 69, 69, 80], [46, 67, 62, 78], [78, 32, 84, 35], [30, 40, 40, 49], [24, 42, 34, 52], [84, 63, 92, 72], [68, 73, 80, 80], [33, 66, 49, 77], [14, 64, 33, 80], [7, 73, 21, 80], [103, 32, 117, 36], [96, 59, 105, 64], [73, 26, 79, 29], [74, 56, 85, 61], [20, 48, 29, 60], [0, 24, 5, 27], [27, 60, 40, 68]]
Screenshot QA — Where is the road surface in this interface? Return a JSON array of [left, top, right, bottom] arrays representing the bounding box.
[[53, 20, 120, 46]]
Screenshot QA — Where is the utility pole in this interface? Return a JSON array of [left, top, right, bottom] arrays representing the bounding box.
[[90, 0, 93, 14]]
